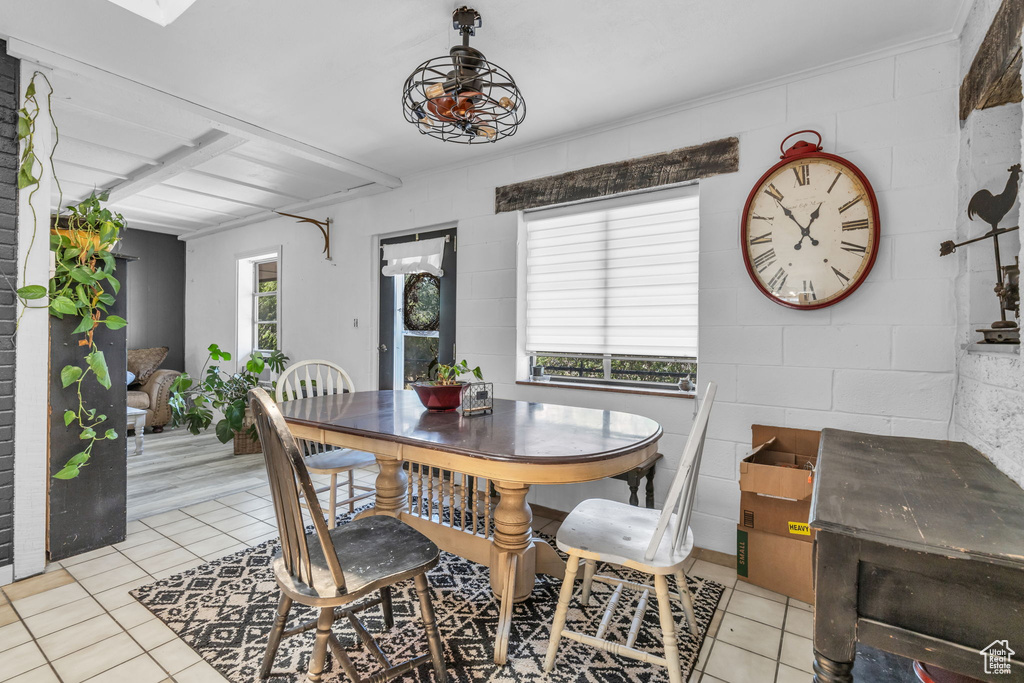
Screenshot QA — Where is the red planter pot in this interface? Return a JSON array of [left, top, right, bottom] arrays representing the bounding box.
[[412, 382, 468, 412]]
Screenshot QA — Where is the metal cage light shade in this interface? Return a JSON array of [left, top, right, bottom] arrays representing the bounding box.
[[402, 6, 525, 144]]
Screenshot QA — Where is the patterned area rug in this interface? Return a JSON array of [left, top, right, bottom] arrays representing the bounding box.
[[132, 508, 724, 682]]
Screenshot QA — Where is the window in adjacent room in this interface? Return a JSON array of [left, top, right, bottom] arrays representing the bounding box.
[[522, 186, 698, 391], [253, 258, 279, 352]]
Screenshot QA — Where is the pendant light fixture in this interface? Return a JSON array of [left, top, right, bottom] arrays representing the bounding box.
[[402, 6, 526, 144]]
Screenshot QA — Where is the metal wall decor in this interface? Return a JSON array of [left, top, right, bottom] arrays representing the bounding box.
[[462, 382, 493, 415], [940, 164, 1021, 343], [275, 211, 331, 261], [402, 6, 525, 144]]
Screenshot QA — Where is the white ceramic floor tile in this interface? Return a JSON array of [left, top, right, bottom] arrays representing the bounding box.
[[113, 529, 163, 552], [154, 517, 206, 537], [208, 514, 258, 533], [128, 619, 177, 650], [82, 654, 167, 683], [121, 538, 184, 562], [183, 533, 238, 558], [22, 597, 104, 637], [0, 621, 32, 652], [716, 612, 783, 659], [173, 659, 229, 682], [696, 636, 714, 670], [200, 544, 247, 562], [151, 559, 205, 581], [179, 500, 227, 516], [784, 605, 813, 639], [5, 666, 60, 683], [216, 492, 258, 506], [64, 552, 132, 581], [227, 521, 276, 542], [12, 583, 89, 618], [91, 577, 152, 611], [51, 632, 144, 683], [704, 640, 778, 683], [79, 563, 149, 595], [140, 510, 189, 528], [726, 591, 787, 629], [691, 560, 738, 588], [110, 601, 157, 630], [150, 638, 203, 674], [733, 579, 788, 604], [135, 548, 200, 575], [162, 524, 221, 547], [125, 520, 147, 534], [36, 613, 124, 660], [192, 507, 240, 525], [58, 546, 116, 569], [789, 598, 813, 612], [780, 632, 814, 674], [0, 642, 48, 682], [776, 663, 813, 683]]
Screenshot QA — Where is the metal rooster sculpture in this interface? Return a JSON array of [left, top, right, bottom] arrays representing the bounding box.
[[940, 164, 1021, 343]]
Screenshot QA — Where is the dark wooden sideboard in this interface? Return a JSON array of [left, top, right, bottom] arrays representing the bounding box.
[[809, 429, 1024, 683]]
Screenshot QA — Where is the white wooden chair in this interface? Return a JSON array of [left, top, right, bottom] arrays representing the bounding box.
[[543, 383, 718, 683], [276, 360, 376, 528]]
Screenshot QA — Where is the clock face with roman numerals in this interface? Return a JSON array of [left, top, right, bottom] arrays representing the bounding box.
[[741, 153, 880, 309]]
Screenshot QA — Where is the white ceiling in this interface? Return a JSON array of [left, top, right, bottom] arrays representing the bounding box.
[[1, 0, 969, 235]]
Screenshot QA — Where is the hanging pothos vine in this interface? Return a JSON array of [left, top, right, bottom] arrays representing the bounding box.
[[11, 72, 128, 480]]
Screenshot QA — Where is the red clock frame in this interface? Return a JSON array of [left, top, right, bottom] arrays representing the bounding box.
[[740, 131, 881, 311]]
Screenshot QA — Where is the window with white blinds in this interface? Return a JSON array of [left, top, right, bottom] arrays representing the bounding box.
[[524, 188, 699, 362]]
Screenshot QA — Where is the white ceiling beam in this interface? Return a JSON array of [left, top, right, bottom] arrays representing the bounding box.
[[53, 158, 130, 180], [183, 169, 306, 202], [52, 98, 198, 146], [105, 130, 246, 203], [107, 202, 234, 224], [62, 134, 160, 165], [121, 220, 195, 236], [146, 183, 277, 211], [7, 39, 403, 190], [180, 184, 389, 241]]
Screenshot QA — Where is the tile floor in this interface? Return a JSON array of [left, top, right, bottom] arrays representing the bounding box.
[[0, 463, 815, 683]]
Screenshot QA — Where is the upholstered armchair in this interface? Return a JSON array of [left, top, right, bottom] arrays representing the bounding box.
[[127, 368, 181, 432]]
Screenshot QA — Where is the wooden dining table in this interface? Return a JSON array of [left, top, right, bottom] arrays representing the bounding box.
[[278, 389, 663, 664]]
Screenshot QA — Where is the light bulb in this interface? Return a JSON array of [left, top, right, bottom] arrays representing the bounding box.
[[419, 116, 432, 128], [498, 97, 514, 110], [476, 126, 497, 140], [425, 83, 446, 99]]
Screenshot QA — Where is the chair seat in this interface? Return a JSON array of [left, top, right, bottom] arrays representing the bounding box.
[[274, 515, 439, 602], [304, 448, 377, 474], [556, 498, 693, 574]]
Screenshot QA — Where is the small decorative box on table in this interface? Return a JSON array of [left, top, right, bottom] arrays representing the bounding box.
[[462, 382, 493, 415]]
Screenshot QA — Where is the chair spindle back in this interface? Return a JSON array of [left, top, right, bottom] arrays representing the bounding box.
[[644, 382, 717, 561], [276, 360, 356, 457], [249, 387, 346, 593]]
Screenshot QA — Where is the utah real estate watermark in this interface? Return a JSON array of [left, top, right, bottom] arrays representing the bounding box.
[[980, 640, 1015, 675]]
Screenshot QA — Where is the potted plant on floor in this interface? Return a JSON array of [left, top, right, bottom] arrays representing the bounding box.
[[412, 359, 483, 412], [169, 343, 289, 454]]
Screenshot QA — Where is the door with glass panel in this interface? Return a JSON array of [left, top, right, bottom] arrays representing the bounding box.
[[378, 228, 457, 389]]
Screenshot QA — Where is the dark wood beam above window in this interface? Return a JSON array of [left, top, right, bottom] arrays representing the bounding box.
[[960, 0, 1024, 121], [495, 136, 739, 214]]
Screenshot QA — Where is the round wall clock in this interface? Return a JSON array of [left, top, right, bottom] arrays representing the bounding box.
[[741, 130, 880, 309]]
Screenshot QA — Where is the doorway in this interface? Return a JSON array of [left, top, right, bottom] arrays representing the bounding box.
[[378, 228, 457, 389]]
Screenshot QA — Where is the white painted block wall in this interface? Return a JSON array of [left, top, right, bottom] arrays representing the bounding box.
[[185, 39, 962, 554]]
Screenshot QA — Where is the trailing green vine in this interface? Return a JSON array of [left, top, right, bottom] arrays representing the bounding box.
[[9, 72, 127, 480]]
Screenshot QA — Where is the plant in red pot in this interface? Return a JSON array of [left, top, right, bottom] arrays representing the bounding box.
[[412, 360, 483, 412]]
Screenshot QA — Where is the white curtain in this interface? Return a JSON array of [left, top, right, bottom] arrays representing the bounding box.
[[524, 190, 699, 357], [381, 237, 446, 276]]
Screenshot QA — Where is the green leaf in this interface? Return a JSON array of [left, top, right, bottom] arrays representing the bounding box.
[[67, 452, 90, 466], [63, 410, 76, 426], [104, 429, 117, 440], [53, 465, 80, 480], [104, 315, 127, 330], [97, 293, 115, 305], [51, 295, 77, 315], [80, 427, 96, 440], [69, 267, 95, 284], [17, 165, 37, 189], [106, 274, 121, 294], [214, 419, 235, 444], [25, 80, 35, 98], [87, 350, 112, 390], [17, 115, 30, 139], [16, 284, 47, 300], [224, 400, 245, 427], [60, 365, 83, 388], [245, 355, 265, 375], [73, 316, 94, 334]]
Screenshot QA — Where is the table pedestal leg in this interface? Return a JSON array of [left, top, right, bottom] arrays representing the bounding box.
[[490, 482, 536, 664], [359, 456, 406, 519], [812, 652, 854, 683]]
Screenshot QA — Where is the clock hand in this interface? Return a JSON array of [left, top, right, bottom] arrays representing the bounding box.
[[793, 202, 824, 250]]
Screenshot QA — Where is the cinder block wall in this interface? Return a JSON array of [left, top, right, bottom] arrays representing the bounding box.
[[0, 40, 20, 570]]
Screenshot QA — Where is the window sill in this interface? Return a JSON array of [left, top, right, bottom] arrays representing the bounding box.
[[516, 378, 695, 399]]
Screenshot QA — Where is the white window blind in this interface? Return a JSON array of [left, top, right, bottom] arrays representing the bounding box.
[[524, 189, 699, 357], [381, 237, 446, 277]]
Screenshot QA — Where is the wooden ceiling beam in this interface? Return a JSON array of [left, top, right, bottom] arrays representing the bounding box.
[[960, 0, 1024, 120]]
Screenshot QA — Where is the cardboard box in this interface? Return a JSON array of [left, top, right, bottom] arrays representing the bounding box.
[[736, 526, 815, 605], [739, 425, 820, 501], [739, 491, 815, 543]]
